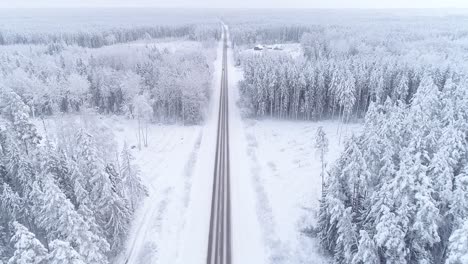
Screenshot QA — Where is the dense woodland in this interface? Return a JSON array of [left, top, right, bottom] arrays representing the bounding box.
[[234, 14, 468, 122], [0, 24, 219, 48], [0, 90, 148, 263], [0, 36, 215, 124], [318, 76, 468, 264]]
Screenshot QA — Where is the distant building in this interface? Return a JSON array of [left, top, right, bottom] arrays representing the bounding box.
[[254, 45, 264, 51]]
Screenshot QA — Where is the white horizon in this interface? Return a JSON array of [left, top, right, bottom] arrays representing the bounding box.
[[1, 0, 467, 9]]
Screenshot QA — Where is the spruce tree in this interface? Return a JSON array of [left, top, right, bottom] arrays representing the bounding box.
[[8, 222, 47, 264], [352, 230, 379, 264], [47, 240, 85, 264], [120, 143, 148, 212]]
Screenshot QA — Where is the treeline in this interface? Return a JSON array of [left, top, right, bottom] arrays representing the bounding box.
[[233, 12, 468, 121], [0, 24, 220, 48], [317, 75, 468, 264], [0, 90, 147, 263], [0, 40, 214, 124], [238, 53, 437, 121]]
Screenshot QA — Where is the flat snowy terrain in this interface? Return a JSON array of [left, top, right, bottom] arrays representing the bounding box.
[[238, 119, 361, 263]]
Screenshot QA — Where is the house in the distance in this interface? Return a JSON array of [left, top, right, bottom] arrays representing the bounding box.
[[253, 44, 264, 50]]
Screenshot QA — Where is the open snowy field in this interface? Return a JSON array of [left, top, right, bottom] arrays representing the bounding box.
[[240, 119, 362, 263], [111, 118, 203, 264]]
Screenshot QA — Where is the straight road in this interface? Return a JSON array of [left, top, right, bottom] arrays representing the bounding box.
[[206, 26, 232, 264]]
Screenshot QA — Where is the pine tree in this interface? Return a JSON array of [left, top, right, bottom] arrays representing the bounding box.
[[450, 167, 468, 227], [0, 184, 23, 221], [8, 222, 47, 264], [314, 126, 329, 185], [46, 240, 85, 264], [394, 74, 409, 102], [374, 201, 408, 264], [335, 207, 358, 264], [446, 219, 468, 264], [352, 230, 379, 264], [120, 143, 148, 212], [0, 91, 41, 155], [29, 175, 109, 264], [341, 135, 369, 212]]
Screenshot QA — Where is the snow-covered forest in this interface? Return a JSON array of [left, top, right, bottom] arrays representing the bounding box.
[[228, 10, 468, 264], [232, 11, 468, 122], [0, 24, 218, 123], [0, 96, 148, 262], [0, 9, 220, 263], [319, 77, 468, 264]]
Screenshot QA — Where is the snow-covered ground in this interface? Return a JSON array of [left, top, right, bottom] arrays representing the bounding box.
[[239, 119, 361, 263], [110, 118, 202, 264]]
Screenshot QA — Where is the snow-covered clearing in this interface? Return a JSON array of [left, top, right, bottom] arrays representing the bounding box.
[[240, 119, 361, 263]]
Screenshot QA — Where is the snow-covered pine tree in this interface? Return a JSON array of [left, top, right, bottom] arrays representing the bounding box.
[[334, 207, 358, 264], [314, 126, 329, 184], [29, 175, 109, 264], [352, 230, 379, 264], [446, 219, 468, 264], [0, 90, 41, 156], [0, 184, 23, 224], [8, 222, 47, 264], [74, 129, 128, 254], [394, 74, 409, 102], [120, 142, 148, 212], [46, 240, 85, 264], [317, 149, 349, 252]]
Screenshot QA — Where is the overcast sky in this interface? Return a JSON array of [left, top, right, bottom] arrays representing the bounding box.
[[1, 0, 467, 8]]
